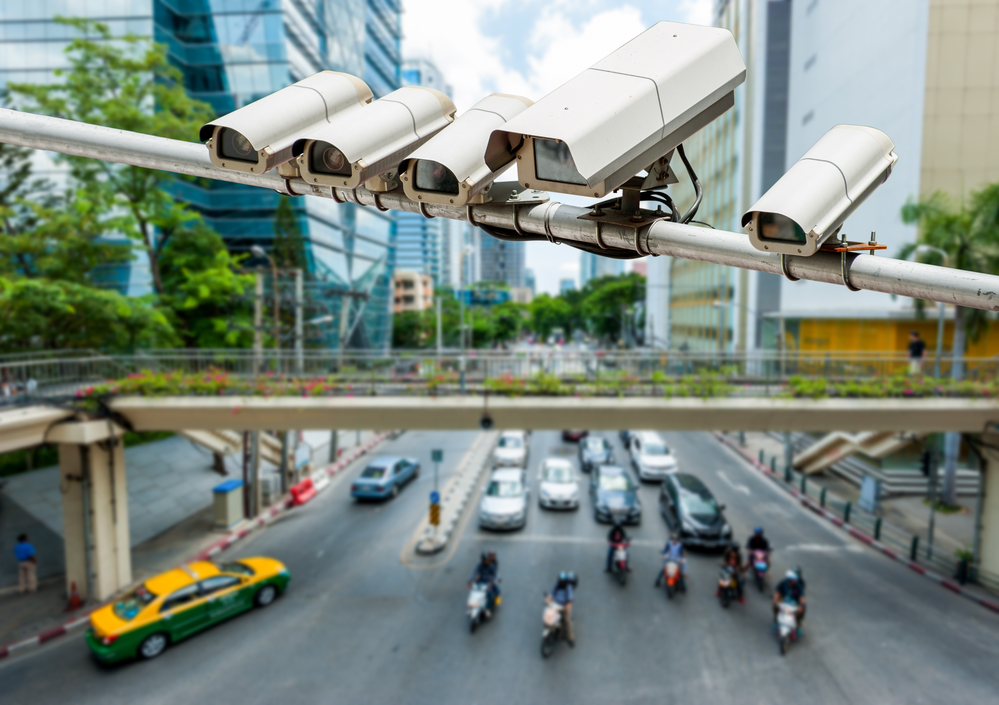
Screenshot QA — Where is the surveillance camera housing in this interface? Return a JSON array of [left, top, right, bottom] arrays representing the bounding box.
[[479, 414, 494, 431], [293, 86, 457, 189], [489, 22, 746, 198], [742, 125, 898, 256], [398, 94, 533, 206], [200, 71, 372, 174]]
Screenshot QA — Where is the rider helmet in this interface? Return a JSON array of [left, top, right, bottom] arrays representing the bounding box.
[[786, 570, 799, 581], [480, 551, 490, 563], [754, 526, 763, 534]]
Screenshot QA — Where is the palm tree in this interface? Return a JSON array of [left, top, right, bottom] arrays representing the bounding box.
[[900, 188, 999, 506]]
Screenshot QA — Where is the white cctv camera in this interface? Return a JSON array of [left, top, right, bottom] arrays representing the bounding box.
[[398, 94, 534, 206], [743, 125, 898, 256], [490, 21, 746, 198], [293, 86, 456, 189], [200, 71, 373, 174]]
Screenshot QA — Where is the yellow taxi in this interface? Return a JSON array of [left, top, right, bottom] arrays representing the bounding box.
[[86, 557, 290, 663]]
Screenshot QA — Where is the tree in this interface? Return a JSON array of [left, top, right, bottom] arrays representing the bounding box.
[[7, 18, 218, 298], [273, 196, 307, 271], [580, 273, 645, 343], [529, 294, 572, 340], [492, 301, 526, 346], [900, 187, 999, 505]]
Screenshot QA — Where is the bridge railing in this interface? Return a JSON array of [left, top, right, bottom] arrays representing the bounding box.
[[1, 348, 997, 402]]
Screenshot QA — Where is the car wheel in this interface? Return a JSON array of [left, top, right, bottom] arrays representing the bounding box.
[[255, 584, 278, 607], [390, 484, 400, 499], [138, 632, 169, 660]]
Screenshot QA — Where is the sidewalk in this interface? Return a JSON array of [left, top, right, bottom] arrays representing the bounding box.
[[736, 432, 977, 560], [0, 429, 380, 649]]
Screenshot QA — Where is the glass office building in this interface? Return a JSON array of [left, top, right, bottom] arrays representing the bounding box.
[[0, 0, 402, 350]]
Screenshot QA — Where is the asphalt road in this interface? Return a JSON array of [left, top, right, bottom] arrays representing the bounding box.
[[2, 429, 998, 704]]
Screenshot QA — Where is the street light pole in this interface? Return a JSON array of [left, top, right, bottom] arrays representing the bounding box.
[[251, 245, 280, 371]]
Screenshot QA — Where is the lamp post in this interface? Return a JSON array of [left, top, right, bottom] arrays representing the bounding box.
[[251, 245, 281, 368], [913, 244, 949, 379]]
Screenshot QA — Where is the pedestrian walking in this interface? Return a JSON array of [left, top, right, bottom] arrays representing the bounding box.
[[908, 331, 927, 374], [15, 533, 38, 593]]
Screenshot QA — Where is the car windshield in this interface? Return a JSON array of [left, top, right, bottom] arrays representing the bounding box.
[[599, 474, 633, 492], [498, 436, 523, 449], [361, 465, 387, 479], [543, 465, 573, 483], [486, 480, 523, 497], [643, 442, 669, 455], [583, 438, 605, 451], [112, 585, 157, 621], [219, 561, 255, 577], [680, 492, 719, 518]]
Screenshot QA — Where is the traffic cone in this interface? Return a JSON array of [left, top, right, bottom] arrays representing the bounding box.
[[66, 582, 83, 612]]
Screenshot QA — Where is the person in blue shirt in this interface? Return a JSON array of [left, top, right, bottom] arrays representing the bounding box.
[[468, 551, 499, 613], [549, 571, 576, 647], [655, 533, 687, 589], [773, 569, 807, 628], [14, 534, 37, 594]]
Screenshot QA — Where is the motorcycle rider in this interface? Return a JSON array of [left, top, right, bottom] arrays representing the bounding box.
[[605, 521, 630, 573], [655, 533, 688, 588], [468, 550, 500, 615], [772, 569, 806, 630], [721, 543, 745, 603], [549, 571, 576, 647], [745, 526, 772, 569]]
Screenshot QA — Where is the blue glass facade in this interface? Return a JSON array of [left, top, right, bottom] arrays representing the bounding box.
[[0, 0, 401, 350]]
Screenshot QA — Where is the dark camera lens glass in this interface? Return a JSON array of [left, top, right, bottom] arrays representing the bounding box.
[[413, 160, 460, 195], [758, 213, 807, 244], [534, 138, 586, 186], [310, 141, 352, 176], [218, 128, 256, 163]]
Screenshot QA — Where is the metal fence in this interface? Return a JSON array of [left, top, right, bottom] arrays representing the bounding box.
[[2, 347, 997, 394]]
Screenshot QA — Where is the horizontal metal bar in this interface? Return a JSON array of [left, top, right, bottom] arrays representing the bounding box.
[[3, 108, 999, 311]]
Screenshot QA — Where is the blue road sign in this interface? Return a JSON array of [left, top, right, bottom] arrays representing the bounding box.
[[431, 449, 443, 463], [430, 491, 440, 504]]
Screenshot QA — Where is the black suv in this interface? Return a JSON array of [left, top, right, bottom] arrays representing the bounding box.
[[659, 473, 731, 549]]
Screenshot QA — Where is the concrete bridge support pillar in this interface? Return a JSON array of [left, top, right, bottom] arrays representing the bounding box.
[[51, 421, 130, 602]]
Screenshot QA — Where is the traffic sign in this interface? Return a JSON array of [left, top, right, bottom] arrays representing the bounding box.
[[431, 449, 443, 463], [429, 503, 441, 526], [430, 491, 440, 504]]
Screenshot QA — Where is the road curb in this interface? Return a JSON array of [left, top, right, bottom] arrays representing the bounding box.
[[713, 432, 999, 616], [415, 432, 497, 555], [0, 432, 394, 661]]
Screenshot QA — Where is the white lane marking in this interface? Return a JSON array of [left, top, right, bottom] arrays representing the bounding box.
[[784, 543, 863, 554], [717, 470, 751, 495]]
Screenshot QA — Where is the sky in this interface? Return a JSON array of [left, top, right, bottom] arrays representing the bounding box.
[[401, 0, 715, 295]]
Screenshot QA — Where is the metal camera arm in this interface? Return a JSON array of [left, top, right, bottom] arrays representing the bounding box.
[[2, 107, 998, 313]]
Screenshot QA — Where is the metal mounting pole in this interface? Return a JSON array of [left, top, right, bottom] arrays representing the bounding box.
[[3, 108, 999, 312]]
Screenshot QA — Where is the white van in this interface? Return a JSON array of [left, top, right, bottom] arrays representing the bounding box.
[[628, 431, 678, 481]]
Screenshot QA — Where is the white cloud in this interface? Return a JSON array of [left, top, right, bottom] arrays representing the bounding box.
[[678, 0, 714, 26]]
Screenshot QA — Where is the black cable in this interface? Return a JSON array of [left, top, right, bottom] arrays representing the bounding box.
[[478, 222, 547, 242], [676, 143, 702, 224], [641, 192, 681, 222], [564, 240, 644, 260], [689, 220, 715, 229]]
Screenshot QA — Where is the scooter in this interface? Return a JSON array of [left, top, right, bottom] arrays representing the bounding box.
[[467, 581, 499, 633], [610, 541, 630, 586], [663, 559, 686, 599], [717, 565, 739, 608], [750, 550, 770, 592], [775, 600, 800, 655], [540, 596, 566, 658]]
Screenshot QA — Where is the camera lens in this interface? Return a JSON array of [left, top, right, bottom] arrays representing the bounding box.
[[218, 128, 256, 163], [414, 160, 460, 195], [310, 141, 352, 176], [533, 138, 586, 186]]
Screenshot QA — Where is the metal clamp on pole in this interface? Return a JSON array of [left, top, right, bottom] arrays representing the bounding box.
[[419, 201, 435, 219], [841, 250, 862, 292], [779, 253, 800, 282]]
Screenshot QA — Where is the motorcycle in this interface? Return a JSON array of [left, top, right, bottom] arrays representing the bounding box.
[[663, 559, 686, 599], [775, 600, 800, 655], [467, 581, 499, 633], [540, 596, 566, 658], [610, 541, 630, 586], [750, 550, 770, 592], [717, 565, 739, 608]]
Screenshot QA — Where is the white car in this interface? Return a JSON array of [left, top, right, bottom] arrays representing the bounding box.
[[479, 469, 529, 530], [628, 431, 678, 481], [538, 458, 579, 510], [493, 431, 528, 469]]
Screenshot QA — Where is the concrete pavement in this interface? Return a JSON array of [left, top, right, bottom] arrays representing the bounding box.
[[0, 430, 997, 704]]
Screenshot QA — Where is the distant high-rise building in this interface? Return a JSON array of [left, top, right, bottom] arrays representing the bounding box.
[[396, 59, 454, 287], [559, 278, 576, 295], [0, 0, 402, 350], [478, 235, 525, 288], [580, 251, 625, 286], [524, 268, 536, 295]]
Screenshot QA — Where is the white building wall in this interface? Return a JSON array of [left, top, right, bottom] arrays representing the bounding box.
[[781, 0, 930, 316]]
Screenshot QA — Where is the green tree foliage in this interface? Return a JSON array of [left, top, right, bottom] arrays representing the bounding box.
[[272, 196, 307, 271], [528, 294, 572, 340], [580, 274, 645, 342], [7, 17, 218, 297]]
